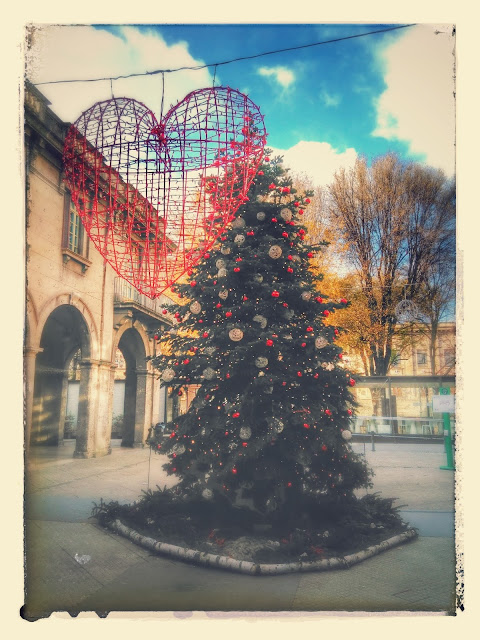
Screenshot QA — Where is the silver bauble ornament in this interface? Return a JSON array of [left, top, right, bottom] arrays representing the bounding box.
[[234, 234, 246, 245], [315, 336, 328, 349], [280, 208, 292, 221], [217, 268, 227, 278], [257, 211, 266, 221], [229, 328, 244, 342], [341, 429, 352, 441], [221, 246, 231, 255], [216, 259, 226, 269], [268, 245, 283, 259], [172, 443, 185, 455], [301, 291, 312, 301], [239, 426, 252, 440], [190, 301, 201, 314], [161, 368, 175, 382], [218, 289, 229, 300], [202, 488, 213, 500], [253, 314, 267, 329], [203, 367, 217, 380], [253, 274, 264, 283], [255, 356, 268, 368], [232, 217, 246, 229], [205, 346, 216, 356]]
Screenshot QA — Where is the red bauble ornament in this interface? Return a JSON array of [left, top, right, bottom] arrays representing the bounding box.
[[272, 291, 280, 298], [287, 482, 292, 487], [202, 331, 209, 338], [271, 217, 278, 223], [282, 186, 290, 193], [282, 232, 289, 238], [242, 442, 248, 447], [325, 409, 332, 416], [305, 198, 311, 204], [232, 468, 238, 474], [307, 252, 314, 258], [190, 281, 197, 287], [183, 359, 190, 364], [316, 296, 323, 303], [64, 88, 266, 299], [303, 423, 310, 429], [162, 309, 168, 315], [349, 378, 356, 386], [258, 170, 264, 176], [234, 267, 241, 272], [287, 267, 294, 273], [323, 310, 330, 317], [226, 311, 233, 317], [269, 183, 276, 190], [334, 329, 339, 335], [265, 156, 270, 162], [154, 334, 159, 340], [232, 412, 240, 418], [266, 339, 274, 346], [306, 326, 313, 332], [301, 342, 306, 348], [341, 298, 347, 304], [321, 444, 328, 451], [347, 409, 353, 415], [297, 371, 303, 377]]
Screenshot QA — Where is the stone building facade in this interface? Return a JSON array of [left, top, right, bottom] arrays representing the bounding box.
[[24, 82, 175, 458]]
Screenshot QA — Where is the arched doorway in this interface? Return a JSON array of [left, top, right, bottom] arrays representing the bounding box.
[[117, 328, 148, 447], [31, 305, 90, 446]]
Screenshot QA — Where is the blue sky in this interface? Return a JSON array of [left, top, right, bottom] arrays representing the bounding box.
[[27, 23, 455, 186]]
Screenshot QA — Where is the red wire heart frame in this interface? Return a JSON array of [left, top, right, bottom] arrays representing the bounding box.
[[63, 87, 267, 298]]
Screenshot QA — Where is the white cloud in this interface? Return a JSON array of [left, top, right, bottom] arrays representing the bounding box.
[[270, 140, 358, 187], [258, 66, 295, 89], [26, 25, 214, 123], [372, 24, 456, 176], [320, 89, 341, 108]]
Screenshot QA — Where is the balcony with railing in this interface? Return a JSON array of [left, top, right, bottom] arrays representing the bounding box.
[[113, 277, 175, 323]]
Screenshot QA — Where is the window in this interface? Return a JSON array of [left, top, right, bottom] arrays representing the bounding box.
[[416, 352, 427, 366], [62, 191, 91, 271], [444, 349, 455, 367], [68, 201, 81, 253]]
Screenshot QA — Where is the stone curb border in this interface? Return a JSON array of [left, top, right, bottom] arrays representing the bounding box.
[[106, 519, 418, 576]]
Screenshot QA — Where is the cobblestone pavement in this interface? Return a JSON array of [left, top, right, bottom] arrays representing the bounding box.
[[23, 440, 458, 618]]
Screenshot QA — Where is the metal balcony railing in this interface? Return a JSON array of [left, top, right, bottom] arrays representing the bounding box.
[[113, 278, 174, 317]]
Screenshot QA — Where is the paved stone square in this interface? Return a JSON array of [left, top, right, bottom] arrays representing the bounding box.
[[23, 440, 457, 618]]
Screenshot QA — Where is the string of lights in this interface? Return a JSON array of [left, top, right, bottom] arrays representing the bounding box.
[[34, 24, 415, 86]]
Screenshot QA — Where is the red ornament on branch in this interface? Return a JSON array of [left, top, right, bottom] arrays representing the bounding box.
[[64, 88, 266, 299]]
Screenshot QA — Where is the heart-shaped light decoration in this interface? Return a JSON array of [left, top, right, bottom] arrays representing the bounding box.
[[63, 87, 266, 298]]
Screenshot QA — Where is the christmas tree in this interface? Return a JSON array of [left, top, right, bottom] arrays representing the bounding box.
[[148, 151, 374, 528]]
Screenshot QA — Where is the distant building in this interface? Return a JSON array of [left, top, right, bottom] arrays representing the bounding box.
[[24, 81, 179, 457], [341, 322, 455, 378]]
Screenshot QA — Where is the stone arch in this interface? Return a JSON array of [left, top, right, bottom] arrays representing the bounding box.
[[113, 317, 153, 447], [33, 292, 99, 359], [30, 303, 92, 446]]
